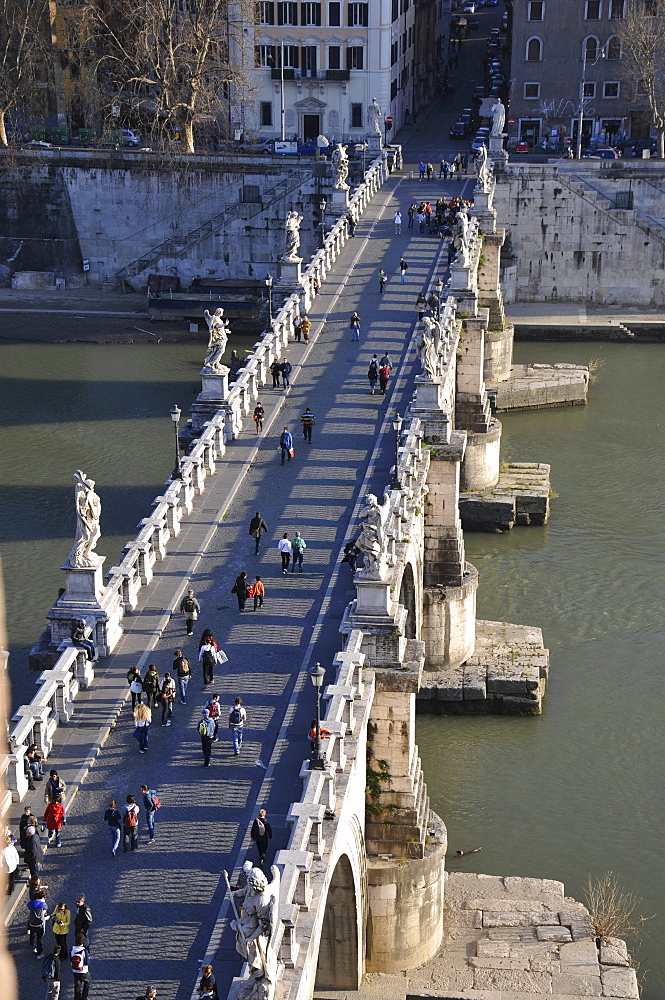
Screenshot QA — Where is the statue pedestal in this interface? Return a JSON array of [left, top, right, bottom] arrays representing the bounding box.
[[489, 134, 509, 166], [330, 187, 350, 212], [355, 576, 392, 616], [412, 377, 451, 442], [279, 257, 302, 287], [61, 559, 106, 604], [199, 365, 229, 400], [367, 134, 383, 154], [46, 555, 124, 657], [473, 190, 491, 211], [449, 262, 475, 293]]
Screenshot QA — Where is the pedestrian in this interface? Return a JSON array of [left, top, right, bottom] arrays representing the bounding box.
[[70, 619, 96, 661], [127, 665, 143, 710], [140, 785, 159, 844], [173, 649, 191, 704], [439, 158, 449, 180], [142, 664, 160, 709], [29, 874, 49, 901], [43, 794, 65, 848], [312, 276, 320, 295], [199, 636, 218, 687], [378, 268, 387, 293], [252, 402, 264, 434], [280, 357, 292, 389], [199, 964, 219, 999], [198, 709, 216, 767], [416, 291, 427, 321], [3, 831, 19, 895], [73, 894, 92, 948], [159, 672, 176, 726], [300, 315, 311, 343], [250, 809, 272, 866], [399, 257, 408, 284], [278, 533, 292, 574], [41, 945, 61, 1000], [20, 807, 35, 849], [28, 890, 48, 956], [346, 212, 356, 236], [103, 798, 122, 857], [367, 355, 378, 394], [248, 511, 268, 554], [300, 407, 315, 441], [349, 311, 361, 341], [418, 160, 426, 180], [24, 825, 43, 878], [461, 152, 468, 172], [279, 426, 293, 464], [291, 531, 306, 572], [418, 211, 426, 233], [233, 860, 253, 891], [342, 540, 360, 573], [252, 576, 264, 610], [270, 359, 281, 389], [309, 718, 332, 752], [380, 350, 393, 370], [379, 363, 390, 395], [122, 796, 139, 852], [199, 628, 218, 653], [293, 313, 302, 342], [203, 692, 220, 739], [407, 203, 416, 228], [179, 589, 200, 635], [70, 933, 91, 1000], [50, 902, 71, 957], [228, 697, 247, 755], [394, 210, 402, 234], [232, 571, 250, 612], [134, 989, 157, 1000], [44, 770, 66, 805], [133, 702, 151, 754]]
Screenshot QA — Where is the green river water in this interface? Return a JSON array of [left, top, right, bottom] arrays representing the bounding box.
[[0, 339, 662, 994]]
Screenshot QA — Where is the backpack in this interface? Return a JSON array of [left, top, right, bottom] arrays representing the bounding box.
[[41, 955, 56, 980], [230, 706, 243, 726], [206, 700, 220, 719], [71, 951, 84, 972], [368, 361, 378, 379], [198, 719, 210, 737], [124, 807, 137, 828], [151, 793, 161, 810], [183, 597, 196, 613], [202, 648, 216, 670]]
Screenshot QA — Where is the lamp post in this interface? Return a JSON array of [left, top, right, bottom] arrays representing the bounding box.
[[576, 41, 607, 159], [391, 411, 403, 490], [309, 662, 326, 770], [319, 196, 327, 247], [170, 404, 182, 480], [436, 277, 444, 320], [265, 272, 273, 327]]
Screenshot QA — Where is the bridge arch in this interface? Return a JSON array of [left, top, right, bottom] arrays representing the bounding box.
[[315, 852, 363, 990], [399, 559, 418, 639]]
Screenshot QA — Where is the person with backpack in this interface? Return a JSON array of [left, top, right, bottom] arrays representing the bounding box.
[[44, 770, 66, 805], [349, 312, 361, 342], [228, 697, 247, 755], [27, 890, 48, 956], [159, 672, 176, 726], [248, 511, 268, 555], [205, 693, 222, 739], [41, 945, 61, 1000], [198, 709, 216, 767], [179, 589, 200, 635], [367, 356, 379, 394], [279, 426, 293, 465], [291, 532, 306, 573], [300, 408, 315, 441], [173, 649, 191, 704], [133, 702, 151, 754], [43, 793, 66, 848], [127, 665, 144, 710], [103, 798, 122, 857], [250, 809, 272, 866], [122, 795, 140, 852], [50, 902, 71, 957], [199, 638, 218, 688], [140, 785, 160, 844], [379, 363, 390, 396], [380, 351, 393, 371], [399, 256, 409, 284], [278, 533, 292, 574], [141, 664, 160, 709], [70, 933, 91, 1000]]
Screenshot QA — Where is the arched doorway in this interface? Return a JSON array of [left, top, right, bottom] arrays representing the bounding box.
[[315, 854, 361, 989], [399, 562, 417, 639]]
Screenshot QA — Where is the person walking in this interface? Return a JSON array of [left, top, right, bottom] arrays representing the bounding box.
[[73, 894, 92, 948], [173, 649, 191, 704], [50, 902, 71, 957], [228, 697, 247, 755], [44, 770, 66, 805], [2, 831, 19, 896], [43, 794, 65, 848], [416, 291, 427, 321], [140, 785, 159, 844], [270, 359, 281, 389], [279, 426, 293, 464], [199, 965, 219, 999], [252, 402, 264, 434], [349, 311, 361, 341], [367, 355, 378, 394], [205, 692, 221, 739], [122, 796, 139, 852], [134, 989, 157, 1000], [127, 665, 143, 710], [380, 351, 393, 371], [179, 589, 200, 635], [399, 257, 408, 284], [378, 268, 387, 293], [248, 511, 268, 554], [198, 709, 216, 767], [159, 672, 176, 726], [278, 533, 292, 574], [418, 160, 426, 180], [439, 158, 449, 180], [142, 664, 160, 709], [300, 407, 315, 441], [41, 945, 61, 1000], [346, 212, 356, 236], [70, 934, 91, 1000], [291, 532, 306, 572], [280, 358, 292, 389], [418, 211, 426, 234], [379, 362, 390, 396], [250, 809, 272, 866], [407, 203, 416, 229], [199, 637, 218, 688], [342, 540, 360, 573], [133, 702, 151, 754], [24, 825, 43, 878], [252, 576, 264, 610], [300, 315, 311, 343], [232, 571, 250, 612], [293, 313, 302, 342], [426, 161, 433, 181], [20, 807, 35, 850], [103, 799, 122, 857], [28, 891, 48, 956], [394, 210, 402, 234]]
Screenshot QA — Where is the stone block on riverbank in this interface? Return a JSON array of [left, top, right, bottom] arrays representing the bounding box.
[[459, 462, 551, 532], [490, 363, 589, 412]]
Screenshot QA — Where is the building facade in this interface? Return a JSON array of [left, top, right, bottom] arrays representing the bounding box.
[[508, 0, 650, 150]]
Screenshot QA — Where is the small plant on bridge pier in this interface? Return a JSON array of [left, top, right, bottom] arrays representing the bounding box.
[[366, 738, 391, 815]]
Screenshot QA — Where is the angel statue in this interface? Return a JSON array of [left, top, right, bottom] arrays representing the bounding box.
[[418, 317, 440, 379], [203, 307, 230, 372], [474, 143, 490, 192], [491, 99, 505, 138], [356, 521, 382, 576], [368, 97, 382, 136], [67, 470, 102, 568], [331, 143, 349, 190], [283, 210, 303, 261], [225, 865, 281, 1000]]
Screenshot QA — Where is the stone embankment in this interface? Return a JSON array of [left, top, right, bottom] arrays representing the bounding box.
[[459, 462, 551, 533], [490, 363, 589, 411]]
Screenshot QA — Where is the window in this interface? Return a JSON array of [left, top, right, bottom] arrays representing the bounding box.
[[348, 2, 368, 25], [255, 44, 276, 66], [400, 0, 408, 12], [603, 80, 620, 97], [301, 1, 321, 24], [351, 103, 363, 127], [582, 81, 596, 97], [260, 102, 273, 126], [400, 63, 409, 88], [255, 1, 275, 22], [346, 45, 364, 68], [328, 45, 340, 68], [607, 34, 621, 58], [282, 44, 299, 67], [525, 36, 542, 60], [328, 1, 340, 23], [278, 1, 298, 23], [524, 82, 540, 98], [609, 0, 624, 15], [392, 0, 398, 19], [584, 35, 599, 60], [391, 40, 398, 65], [391, 77, 398, 99], [528, 1, 544, 19], [302, 45, 317, 75], [585, 0, 601, 17], [637, 78, 648, 96]]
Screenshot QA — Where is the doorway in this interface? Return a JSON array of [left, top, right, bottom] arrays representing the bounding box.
[[303, 114, 320, 139]]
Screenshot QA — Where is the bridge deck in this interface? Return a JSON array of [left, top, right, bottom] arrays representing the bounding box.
[[7, 112, 475, 1000]]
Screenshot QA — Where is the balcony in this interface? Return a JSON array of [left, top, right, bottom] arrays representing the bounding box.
[[326, 69, 351, 80], [271, 68, 295, 79]]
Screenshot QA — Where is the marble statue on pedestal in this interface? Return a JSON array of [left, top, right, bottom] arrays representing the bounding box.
[[491, 99, 505, 137], [454, 210, 472, 266], [418, 317, 441, 379], [474, 143, 491, 192], [368, 98, 382, 136], [225, 866, 280, 1000], [203, 307, 230, 373], [67, 470, 102, 568], [356, 492, 390, 576], [283, 210, 303, 261], [331, 143, 350, 190]]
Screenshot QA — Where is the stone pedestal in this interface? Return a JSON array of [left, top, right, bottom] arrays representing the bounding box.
[[355, 576, 392, 615], [46, 556, 123, 657], [449, 262, 475, 294], [61, 559, 106, 604], [199, 365, 229, 401], [330, 187, 350, 211], [411, 377, 451, 442], [367, 133, 383, 154], [279, 257, 302, 286], [489, 134, 509, 166]]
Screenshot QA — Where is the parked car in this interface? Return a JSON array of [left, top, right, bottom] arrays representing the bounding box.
[[489, 26, 500, 37], [449, 121, 470, 139], [501, 12, 509, 29], [617, 138, 657, 158], [515, 140, 530, 154], [585, 146, 620, 159], [470, 130, 490, 152], [297, 138, 330, 156], [467, 16, 480, 27], [239, 138, 274, 153], [463, 2, 476, 11], [472, 86, 485, 101], [122, 128, 141, 147]]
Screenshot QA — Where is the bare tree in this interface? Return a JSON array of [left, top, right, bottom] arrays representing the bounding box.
[[0, 0, 50, 146], [619, 0, 665, 157]]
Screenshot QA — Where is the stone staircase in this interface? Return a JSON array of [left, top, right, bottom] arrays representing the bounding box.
[[557, 169, 665, 250]]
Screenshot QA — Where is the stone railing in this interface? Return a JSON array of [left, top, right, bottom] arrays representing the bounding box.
[[5, 152, 390, 806]]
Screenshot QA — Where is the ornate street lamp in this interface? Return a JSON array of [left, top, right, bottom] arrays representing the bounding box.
[[265, 272, 274, 326], [436, 277, 444, 320], [309, 661, 326, 770], [170, 404, 182, 480], [391, 412, 403, 490], [319, 197, 327, 247]]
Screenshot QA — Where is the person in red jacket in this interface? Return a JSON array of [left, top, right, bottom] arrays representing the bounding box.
[[378, 363, 390, 395], [43, 794, 66, 848]]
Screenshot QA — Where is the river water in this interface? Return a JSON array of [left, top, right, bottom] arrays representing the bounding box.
[[0, 339, 662, 992]]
